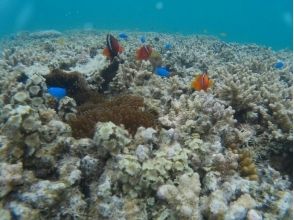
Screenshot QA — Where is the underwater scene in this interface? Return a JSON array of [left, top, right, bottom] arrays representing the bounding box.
[[0, 0, 293, 220]]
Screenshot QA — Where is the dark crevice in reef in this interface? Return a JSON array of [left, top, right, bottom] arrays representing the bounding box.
[[59, 61, 76, 70], [79, 178, 91, 200], [28, 158, 58, 180], [269, 143, 293, 184], [78, 156, 108, 219], [234, 108, 253, 123]]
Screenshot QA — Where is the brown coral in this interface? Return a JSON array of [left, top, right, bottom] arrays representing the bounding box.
[[238, 150, 259, 181], [69, 95, 157, 139]]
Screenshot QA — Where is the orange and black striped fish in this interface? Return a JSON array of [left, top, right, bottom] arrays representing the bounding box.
[[136, 45, 152, 60], [103, 34, 124, 60], [191, 72, 213, 91]]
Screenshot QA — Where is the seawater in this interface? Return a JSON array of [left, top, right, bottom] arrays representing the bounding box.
[[0, 0, 292, 50]]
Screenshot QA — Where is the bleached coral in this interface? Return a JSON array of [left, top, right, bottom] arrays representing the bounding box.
[[20, 180, 67, 208], [0, 162, 23, 198], [93, 121, 131, 156], [71, 54, 108, 79], [9, 202, 40, 220], [57, 96, 77, 121], [159, 92, 237, 141], [157, 172, 201, 219], [215, 61, 292, 156]]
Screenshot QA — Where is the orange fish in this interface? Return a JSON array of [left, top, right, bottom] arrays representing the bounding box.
[[191, 72, 213, 91], [136, 45, 152, 60], [103, 34, 124, 60]]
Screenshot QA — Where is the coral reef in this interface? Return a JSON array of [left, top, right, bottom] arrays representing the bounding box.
[[69, 94, 157, 138], [0, 30, 292, 220]]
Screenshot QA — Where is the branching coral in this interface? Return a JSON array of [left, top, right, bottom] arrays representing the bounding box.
[[238, 150, 259, 181], [215, 63, 292, 141], [159, 92, 237, 141], [214, 62, 292, 177]]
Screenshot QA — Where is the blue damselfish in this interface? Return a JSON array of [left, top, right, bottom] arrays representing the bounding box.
[[274, 60, 285, 69], [118, 32, 128, 40], [140, 36, 146, 43], [48, 87, 67, 100], [155, 66, 170, 77], [164, 43, 172, 50]]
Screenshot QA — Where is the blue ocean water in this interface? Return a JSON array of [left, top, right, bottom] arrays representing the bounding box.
[[0, 0, 292, 50]]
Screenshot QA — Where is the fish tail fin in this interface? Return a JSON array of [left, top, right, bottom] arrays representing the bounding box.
[[208, 79, 213, 88], [118, 46, 124, 53], [135, 49, 141, 60], [103, 48, 111, 57]]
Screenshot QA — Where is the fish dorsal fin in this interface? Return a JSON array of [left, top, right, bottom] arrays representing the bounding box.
[[106, 34, 113, 53], [143, 45, 150, 56]]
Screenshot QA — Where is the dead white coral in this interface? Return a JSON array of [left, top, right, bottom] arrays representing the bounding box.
[[58, 156, 81, 186], [215, 62, 292, 150], [224, 194, 257, 220], [93, 122, 131, 156], [161, 92, 236, 139], [20, 180, 67, 209], [134, 127, 157, 144], [9, 201, 40, 220], [57, 96, 77, 121], [71, 54, 108, 78], [1, 105, 35, 140], [139, 142, 193, 191], [123, 198, 148, 220], [157, 172, 201, 219], [13, 91, 29, 103], [0, 162, 23, 198], [58, 188, 87, 219], [215, 65, 262, 114], [39, 119, 71, 143]]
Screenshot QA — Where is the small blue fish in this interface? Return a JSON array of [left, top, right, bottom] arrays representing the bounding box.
[[155, 66, 170, 77], [140, 36, 146, 44], [274, 60, 285, 69], [118, 33, 128, 40], [48, 87, 67, 100], [164, 43, 172, 50]]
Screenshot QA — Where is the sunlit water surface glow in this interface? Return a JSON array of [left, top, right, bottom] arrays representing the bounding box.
[[0, 0, 292, 50]]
